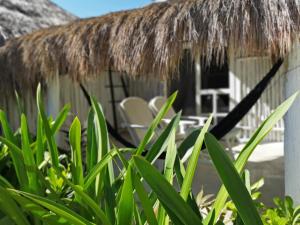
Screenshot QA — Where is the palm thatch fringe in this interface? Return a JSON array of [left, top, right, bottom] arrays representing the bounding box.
[[0, 0, 300, 93]]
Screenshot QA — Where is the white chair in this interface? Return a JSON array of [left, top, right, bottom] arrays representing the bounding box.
[[149, 96, 208, 134], [119, 97, 185, 146], [119, 97, 154, 146]]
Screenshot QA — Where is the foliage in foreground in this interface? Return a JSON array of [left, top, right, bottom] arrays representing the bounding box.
[[0, 85, 298, 225]]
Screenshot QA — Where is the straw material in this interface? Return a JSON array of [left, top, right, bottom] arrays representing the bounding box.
[[0, 0, 299, 93]]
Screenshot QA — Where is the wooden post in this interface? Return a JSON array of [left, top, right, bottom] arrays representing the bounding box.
[[108, 68, 118, 131], [285, 45, 300, 204]]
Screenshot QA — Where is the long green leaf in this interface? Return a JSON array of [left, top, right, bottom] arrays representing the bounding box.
[[65, 180, 112, 225], [10, 189, 95, 225], [91, 98, 110, 162], [0, 187, 30, 225], [133, 156, 202, 225], [36, 84, 59, 169], [174, 155, 203, 220], [36, 114, 44, 165], [205, 133, 263, 225], [0, 137, 23, 157], [51, 104, 71, 135], [136, 91, 177, 155], [204, 92, 298, 224], [21, 114, 39, 193], [30, 104, 70, 153], [69, 117, 84, 186], [145, 112, 181, 163], [180, 115, 212, 200], [132, 173, 158, 225], [32, 104, 70, 161], [84, 149, 118, 189], [9, 190, 68, 225], [91, 97, 114, 198], [14, 91, 25, 117], [0, 111, 27, 188], [0, 175, 14, 188], [157, 130, 177, 225], [117, 165, 134, 225], [177, 129, 202, 158], [86, 109, 97, 172]]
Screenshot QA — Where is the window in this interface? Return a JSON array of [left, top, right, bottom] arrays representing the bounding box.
[[201, 59, 229, 89], [198, 56, 230, 124], [201, 95, 213, 113], [217, 94, 229, 113]]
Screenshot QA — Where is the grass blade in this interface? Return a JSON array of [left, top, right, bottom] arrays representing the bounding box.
[[205, 133, 263, 225], [50, 104, 71, 135], [21, 114, 39, 193], [132, 174, 158, 225], [180, 115, 212, 200], [10, 189, 95, 225], [69, 117, 84, 186], [36, 84, 59, 169], [136, 91, 177, 155], [91, 98, 110, 161], [86, 109, 97, 173], [0, 175, 14, 188], [91, 97, 114, 196], [36, 114, 45, 165], [0, 111, 27, 188], [145, 112, 181, 163], [14, 91, 25, 117], [204, 92, 298, 224], [84, 149, 118, 189], [31, 104, 71, 154], [0, 137, 23, 157], [117, 165, 134, 225], [9, 190, 67, 224], [133, 156, 202, 225], [157, 130, 177, 225], [0, 187, 30, 225], [64, 180, 112, 225]]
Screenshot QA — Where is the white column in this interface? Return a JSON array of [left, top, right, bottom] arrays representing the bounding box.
[[285, 45, 300, 204], [228, 51, 238, 111], [195, 53, 201, 116], [46, 72, 60, 118]]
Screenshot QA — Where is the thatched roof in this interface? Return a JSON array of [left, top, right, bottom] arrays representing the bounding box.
[[0, 29, 5, 47], [0, 0, 300, 93], [0, 0, 76, 40]]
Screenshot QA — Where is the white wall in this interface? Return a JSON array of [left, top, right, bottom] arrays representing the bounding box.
[[0, 73, 118, 135], [285, 44, 300, 204], [230, 56, 286, 142]]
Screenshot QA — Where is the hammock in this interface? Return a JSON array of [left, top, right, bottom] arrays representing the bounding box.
[[80, 58, 284, 156]]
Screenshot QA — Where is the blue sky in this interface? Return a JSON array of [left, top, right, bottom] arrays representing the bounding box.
[[52, 0, 153, 18]]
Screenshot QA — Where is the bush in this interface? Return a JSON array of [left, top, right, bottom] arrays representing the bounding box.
[[0, 85, 298, 225]]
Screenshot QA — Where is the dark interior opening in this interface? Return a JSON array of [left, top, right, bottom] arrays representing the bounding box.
[[201, 57, 229, 89], [168, 49, 196, 115]]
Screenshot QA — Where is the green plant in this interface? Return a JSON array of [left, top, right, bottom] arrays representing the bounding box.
[[225, 171, 265, 224], [0, 85, 297, 225], [261, 196, 300, 225]]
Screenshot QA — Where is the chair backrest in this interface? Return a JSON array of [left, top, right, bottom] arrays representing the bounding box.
[[149, 96, 176, 119], [119, 97, 154, 145]]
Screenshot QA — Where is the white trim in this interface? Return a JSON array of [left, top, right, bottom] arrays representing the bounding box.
[[284, 45, 300, 204], [195, 54, 202, 116]]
